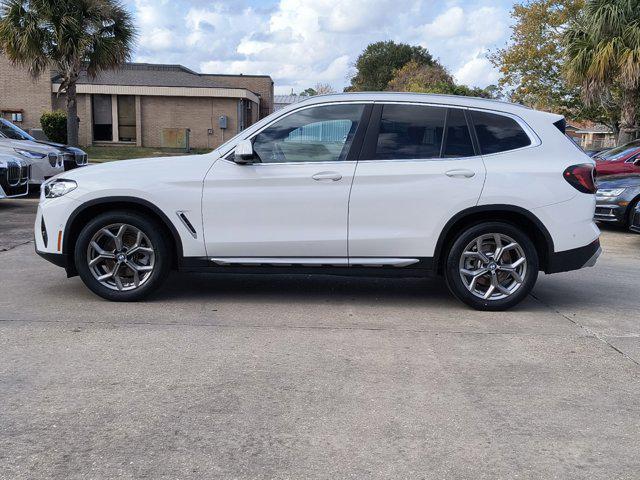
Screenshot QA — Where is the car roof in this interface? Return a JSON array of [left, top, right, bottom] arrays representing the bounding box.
[[277, 92, 561, 122]]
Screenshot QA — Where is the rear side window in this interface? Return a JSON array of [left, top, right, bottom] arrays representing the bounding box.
[[443, 108, 474, 157], [374, 104, 445, 160], [471, 111, 531, 155]]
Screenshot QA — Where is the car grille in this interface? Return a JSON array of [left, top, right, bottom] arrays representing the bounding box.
[[75, 152, 88, 166], [1, 161, 29, 197], [48, 152, 59, 167], [20, 164, 30, 184], [7, 161, 20, 186]]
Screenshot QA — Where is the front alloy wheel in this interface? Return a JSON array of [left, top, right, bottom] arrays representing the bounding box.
[[75, 211, 170, 301], [87, 223, 156, 291], [445, 222, 538, 311]]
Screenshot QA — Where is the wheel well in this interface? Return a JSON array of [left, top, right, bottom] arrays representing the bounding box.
[[434, 208, 553, 274], [63, 200, 181, 274]]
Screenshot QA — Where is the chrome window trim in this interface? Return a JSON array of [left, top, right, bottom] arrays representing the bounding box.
[[218, 99, 541, 162]]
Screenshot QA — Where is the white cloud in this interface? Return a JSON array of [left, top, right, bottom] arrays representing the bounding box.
[[125, 0, 511, 93], [424, 7, 465, 38], [454, 53, 499, 87]]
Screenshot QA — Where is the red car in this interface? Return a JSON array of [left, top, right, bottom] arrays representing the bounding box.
[[595, 140, 640, 176]]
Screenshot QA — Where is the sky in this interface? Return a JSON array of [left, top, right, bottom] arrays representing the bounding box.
[[122, 0, 516, 95]]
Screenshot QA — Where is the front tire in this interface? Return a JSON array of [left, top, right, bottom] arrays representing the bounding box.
[[74, 211, 171, 301], [444, 222, 539, 311]]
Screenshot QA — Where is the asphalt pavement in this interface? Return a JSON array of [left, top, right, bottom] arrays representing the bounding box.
[[1, 197, 640, 479]]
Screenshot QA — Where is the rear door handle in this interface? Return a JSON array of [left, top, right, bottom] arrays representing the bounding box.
[[445, 169, 475, 178], [312, 171, 342, 182]]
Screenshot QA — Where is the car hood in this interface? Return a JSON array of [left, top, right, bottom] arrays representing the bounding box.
[[597, 174, 640, 188], [34, 140, 86, 155], [60, 154, 216, 183], [0, 138, 61, 154]]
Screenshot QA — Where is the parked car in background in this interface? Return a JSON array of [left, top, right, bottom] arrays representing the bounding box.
[[630, 203, 640, 233], [0, 118, 88, 171], [35, 93, 600, 311], [594, 139, 640, 176], [594, 174, 640, 228], [0, 137, 63, 186], [0, 155, 30, 199], [585, 148, 606, 157]]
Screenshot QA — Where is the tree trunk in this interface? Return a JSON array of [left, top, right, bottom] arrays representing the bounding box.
[[617, 89, 637, 146], [66, 82, 79, 146]]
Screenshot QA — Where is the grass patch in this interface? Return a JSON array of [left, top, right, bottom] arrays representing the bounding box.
[[85, 146, 211, 162]]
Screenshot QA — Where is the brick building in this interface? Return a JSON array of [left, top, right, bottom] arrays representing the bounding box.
[[0, 56, 274, 149]]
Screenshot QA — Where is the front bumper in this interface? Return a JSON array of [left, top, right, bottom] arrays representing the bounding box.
[[594, 197, 629, 225], [545, 238, 602, 274], [630, 207, 640, 233]]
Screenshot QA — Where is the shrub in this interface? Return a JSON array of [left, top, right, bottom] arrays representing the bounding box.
[[40, 111, 67, 143]]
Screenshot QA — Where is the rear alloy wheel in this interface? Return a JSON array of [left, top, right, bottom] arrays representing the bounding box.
[[75, 211, 170, 301], [445, 222, 538, 311]]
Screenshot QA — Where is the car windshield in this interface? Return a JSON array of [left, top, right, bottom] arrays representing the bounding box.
[[0, 118, 35, 141], [598, 140, 640, 162]]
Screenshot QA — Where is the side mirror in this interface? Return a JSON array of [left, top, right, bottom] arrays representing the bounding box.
[[233, 139, 255, 164]]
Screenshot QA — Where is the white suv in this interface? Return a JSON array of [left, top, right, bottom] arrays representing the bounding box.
[[34, 93, 600, 310]]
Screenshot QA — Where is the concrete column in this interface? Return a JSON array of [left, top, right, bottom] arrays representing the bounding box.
[[135, 95, 142, 147], [85, 95, 93, 146], [111, 94, 119, 142]]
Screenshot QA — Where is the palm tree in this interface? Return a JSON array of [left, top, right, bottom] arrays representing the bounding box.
[[564, 0, 640, 145], [0, 0, 136, 146]]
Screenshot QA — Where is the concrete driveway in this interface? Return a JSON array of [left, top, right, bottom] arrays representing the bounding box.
[[1, 198, 640, 479]]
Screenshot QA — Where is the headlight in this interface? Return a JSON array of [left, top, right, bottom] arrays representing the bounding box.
[[596, 188, 626, 197], [44, 179, 77, 198], [14, 148, 46, 159]]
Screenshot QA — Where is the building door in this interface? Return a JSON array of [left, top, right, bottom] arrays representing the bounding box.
[[92, 95, 112, 141]]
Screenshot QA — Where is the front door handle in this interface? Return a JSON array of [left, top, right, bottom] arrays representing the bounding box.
[[445, 169, 476, 178], [312, 171, 342, 182]]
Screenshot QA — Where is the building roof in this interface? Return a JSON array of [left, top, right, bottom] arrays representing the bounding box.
[[51, 63, 272, 91]]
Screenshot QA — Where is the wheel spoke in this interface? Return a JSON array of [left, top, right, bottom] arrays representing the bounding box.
[[483, 283, 495, 299]]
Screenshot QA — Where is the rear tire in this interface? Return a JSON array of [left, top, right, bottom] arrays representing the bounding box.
[[444, 222, 539, 311], [74, 210, 171, 301]]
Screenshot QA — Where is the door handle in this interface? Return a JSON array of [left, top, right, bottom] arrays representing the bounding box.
[[312, 171, 342, 182], [445, 169, 475, 178]]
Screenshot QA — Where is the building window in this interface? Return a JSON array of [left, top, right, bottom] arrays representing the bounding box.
[[117, 96, 136, 142]]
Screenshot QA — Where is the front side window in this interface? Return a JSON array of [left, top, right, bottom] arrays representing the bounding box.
[[471, 111, 531, 155], [252, 104, 364, 163], [374, 104, 446, 160]]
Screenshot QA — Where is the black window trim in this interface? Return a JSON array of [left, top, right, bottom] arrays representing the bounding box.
[[222, 101, 374, 165]]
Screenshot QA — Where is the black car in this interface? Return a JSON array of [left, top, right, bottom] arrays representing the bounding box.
[[0, 118, 88, 170], [595, 174, 640, 229]]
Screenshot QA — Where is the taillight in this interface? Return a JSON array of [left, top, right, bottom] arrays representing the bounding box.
[[563, 164, 596, 194]]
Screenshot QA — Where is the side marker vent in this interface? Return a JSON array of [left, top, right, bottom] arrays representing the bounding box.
[[176, 211, 197, 239]]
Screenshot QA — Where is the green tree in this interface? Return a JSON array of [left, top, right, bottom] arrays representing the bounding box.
[[347, 41, 435, 92], [0, 0, 136, 146], [386, 60, 502, 99], [490, 0, 584, 111], [564, 0, 640, 144]]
